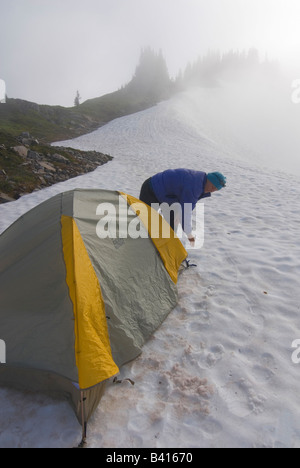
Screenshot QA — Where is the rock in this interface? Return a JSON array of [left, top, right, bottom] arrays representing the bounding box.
[[38, 176, 47, 185], [21, 137, 39, 146], [18, 132, 39, 146], [27, 150, 41, 160], [49, 153, 69, 163], [13, 145, 28, 158], [38, 161, 56, 172], [44, 173, 54, 181], [0, 193, 15, 203], [20, 132, 30, 139]]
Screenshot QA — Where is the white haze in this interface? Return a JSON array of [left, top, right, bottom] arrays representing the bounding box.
[[1, 0, 300, 106], [174, 73, 300, 177]]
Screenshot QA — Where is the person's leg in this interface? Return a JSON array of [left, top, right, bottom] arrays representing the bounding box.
[[139, 178, 160, 207], [160, 204, 176, 232]]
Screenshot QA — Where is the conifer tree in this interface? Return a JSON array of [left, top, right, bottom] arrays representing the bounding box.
[[74, 90, 81, 107]]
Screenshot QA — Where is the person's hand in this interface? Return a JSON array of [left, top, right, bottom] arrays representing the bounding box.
[[188, 235, 195, 246]]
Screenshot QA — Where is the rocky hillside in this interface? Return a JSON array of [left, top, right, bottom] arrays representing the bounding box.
[[0, 49, 175, 144], [0, 131, 112, 203], [0, 48, 175, 203]]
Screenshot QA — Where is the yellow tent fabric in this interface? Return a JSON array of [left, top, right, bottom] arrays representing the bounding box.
[[61, 215, 119, 389], [119, 193, 187, 284]]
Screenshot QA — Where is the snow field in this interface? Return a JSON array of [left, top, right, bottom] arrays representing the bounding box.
[[0, 88, 300, 448]]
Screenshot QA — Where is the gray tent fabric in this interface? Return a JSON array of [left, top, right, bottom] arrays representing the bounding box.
[[72, 190, 178, 367], [0, 189, 186, 443], [0, 364, 106, 424], [0, 193, 78, 381]]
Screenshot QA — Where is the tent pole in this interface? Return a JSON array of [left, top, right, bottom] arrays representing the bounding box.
[[78, 390, 87, 448]]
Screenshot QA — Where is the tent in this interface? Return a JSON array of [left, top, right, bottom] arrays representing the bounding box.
[[0, 189, 187, 445]]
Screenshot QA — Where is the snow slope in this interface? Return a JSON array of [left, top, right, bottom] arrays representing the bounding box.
[[1, 88, 300, 448]]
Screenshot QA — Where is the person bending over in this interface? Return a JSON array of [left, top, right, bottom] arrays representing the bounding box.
[[139, 169, 226, 244]]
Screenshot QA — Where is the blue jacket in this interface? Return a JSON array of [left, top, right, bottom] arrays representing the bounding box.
[[151, 169, 210, 234]]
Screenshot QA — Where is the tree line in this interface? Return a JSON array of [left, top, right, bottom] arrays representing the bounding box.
[[74, 47, 280, 106]]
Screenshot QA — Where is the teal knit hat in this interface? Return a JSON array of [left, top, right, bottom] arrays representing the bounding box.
[[207, 172, 227, 190]]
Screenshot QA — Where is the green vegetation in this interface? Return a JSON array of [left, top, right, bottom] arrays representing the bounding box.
[[0, 48, 175, 144], [0, 131, 40, 198], [0, 48, 175, 201]]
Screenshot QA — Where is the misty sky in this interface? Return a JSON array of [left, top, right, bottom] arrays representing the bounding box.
[[1, 0, 300, 107]]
